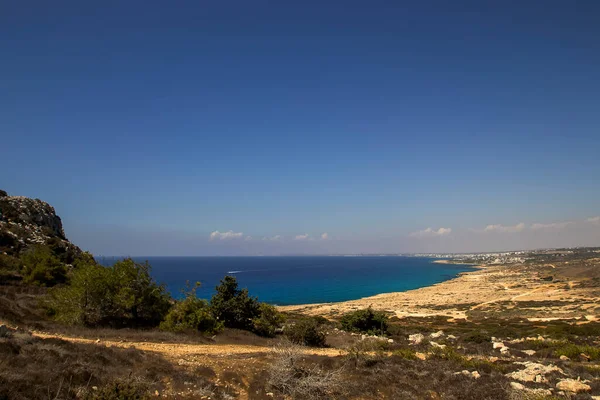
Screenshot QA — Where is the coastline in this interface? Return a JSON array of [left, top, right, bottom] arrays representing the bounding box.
[[279, 261, 600, 322]]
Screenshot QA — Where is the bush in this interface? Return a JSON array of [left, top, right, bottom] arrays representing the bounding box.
[[0, 253, 20, 271], [210, 276, 260, 330], [268, 343, 341, 399], [160, 282, 223, 334], [84, 380, 149, 400], [20, 245, 68, 286], [340, 307, 388, 335], [285, 319, 326, 347], [464, 331, 491, 344], [48, 258, 171, 328], [252, 303, 284, 337]]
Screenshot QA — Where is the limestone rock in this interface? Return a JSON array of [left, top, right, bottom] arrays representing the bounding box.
[[0, 193, 83, 258], [522, 350, 536, 356], [510, 382, 525, 390], [430, 330, 444, 339], [556, 379, 591, 393], [409, 333, 424, 345], [506, 361, 563, 383], [492, 342, 505, 349], [559, 355, 570, 361], [430, 341, 446, 349]]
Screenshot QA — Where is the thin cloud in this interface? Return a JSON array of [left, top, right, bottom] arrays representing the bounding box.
[[321, 232, 329, 240], [244, 235, 253, 241], [530, 221, 573, 230], [209, 230, 244, 240], [262, 235, 282, 241], [482, 223, 525, 233], [586, 216, 600, 225], [410, 227, 452, 238], [294, 234, 310, 241]]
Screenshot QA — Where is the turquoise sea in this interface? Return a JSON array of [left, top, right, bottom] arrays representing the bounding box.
[[98, 256, 474, 305]]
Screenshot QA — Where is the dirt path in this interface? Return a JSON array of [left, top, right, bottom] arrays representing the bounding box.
[[32, 332, 343, 361]]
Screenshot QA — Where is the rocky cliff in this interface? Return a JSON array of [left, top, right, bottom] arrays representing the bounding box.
[[0, 190, 82, 260]]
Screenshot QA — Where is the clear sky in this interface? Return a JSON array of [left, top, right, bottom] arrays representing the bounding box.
[[2, 1, 599, 255]]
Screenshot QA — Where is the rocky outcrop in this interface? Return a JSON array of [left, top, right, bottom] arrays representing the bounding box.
[[0, 190, 82, 259]]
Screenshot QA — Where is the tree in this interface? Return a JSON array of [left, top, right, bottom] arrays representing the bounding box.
[[48, 258, 171, 327], [252, 303, 284, 337], [20, 245, 68, 286], [339, 307, 389, 335], [160, 282, 223, 334], [210, 276, 260, 330]]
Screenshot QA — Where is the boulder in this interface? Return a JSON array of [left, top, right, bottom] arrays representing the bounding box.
[[430, 330, 444, 339], [556, 379, 591, 393], [492, 342, 505, 349], [522, 350, 536, 356], [510, 382, 525, 391], [409, 333, 424, 345], [506, 362, 563, 383], [430, 341, 446, 349], [559, 355, 570, 361]]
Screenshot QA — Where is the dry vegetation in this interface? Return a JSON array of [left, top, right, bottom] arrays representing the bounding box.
[[1, 244, 599, 398]]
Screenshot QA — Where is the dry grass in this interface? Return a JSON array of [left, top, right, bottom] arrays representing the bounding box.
[[267, 342, 343, 399]]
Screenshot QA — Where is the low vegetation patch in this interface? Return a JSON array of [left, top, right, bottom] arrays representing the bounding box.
[[285, 318, 327, 347], [159, 282, 223, 334], [339, 307, 389, 335]]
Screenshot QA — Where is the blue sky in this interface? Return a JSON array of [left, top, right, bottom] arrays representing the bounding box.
[[2, 1, 599, 255]]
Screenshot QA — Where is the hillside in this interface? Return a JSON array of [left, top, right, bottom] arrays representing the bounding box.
[[0, 189, 82, 261]]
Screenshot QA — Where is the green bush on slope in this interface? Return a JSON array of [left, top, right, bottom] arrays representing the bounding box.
[[160, 282, 223, 334], [48, 258, 171, 328], [340, 307, 389, 335], [20, 245, 68, 286]]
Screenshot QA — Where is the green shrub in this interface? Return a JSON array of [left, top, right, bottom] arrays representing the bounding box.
[[252, 303, 284, 337], [210, 276, 260, 330], [0, 253, 20, 271], [20, 245, 68, 286], [340, 307, 388, 335], [464, 331, 491, 343], [554, 343, 600, 361], [285, 319, 326, 347], [393, 348, 418, 360], [84, 379, 149, 400], [160, 282, 223, 334], [49, 258, 171, 328]]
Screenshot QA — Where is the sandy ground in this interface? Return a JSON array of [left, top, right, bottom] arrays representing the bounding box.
[[32, 332, 342, 363], [279, 263, 600, 321]]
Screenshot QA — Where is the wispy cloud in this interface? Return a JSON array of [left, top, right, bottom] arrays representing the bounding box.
[[294, 234, 310, 241], [320, 232, 329, 240], [587, 216, 600, 225], [482, 223, 525, 233], [244, 235, 253, 241], [410, 227, 452, 238], [530, 221, 573, 230], [262, 235, 282, 241], [209, 230, 244, 240]]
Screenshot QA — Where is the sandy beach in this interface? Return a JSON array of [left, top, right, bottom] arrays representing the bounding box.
[[280, 261, 600, 322]]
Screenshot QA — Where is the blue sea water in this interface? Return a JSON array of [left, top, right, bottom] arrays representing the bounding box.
[[97, 256, 474, 305]]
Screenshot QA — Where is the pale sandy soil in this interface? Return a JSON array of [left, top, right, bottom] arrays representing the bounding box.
[[279, 263, 600, 321]]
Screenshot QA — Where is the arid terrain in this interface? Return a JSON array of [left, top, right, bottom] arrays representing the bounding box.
[[2, 192, 600, 399], [2, 250, 599, 399], [281, 252, 600, 323]]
